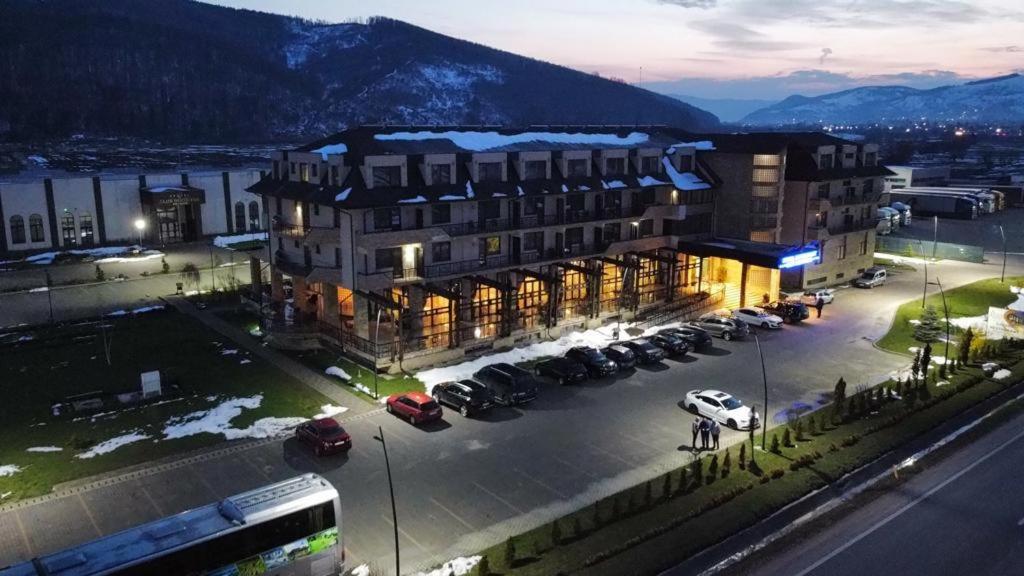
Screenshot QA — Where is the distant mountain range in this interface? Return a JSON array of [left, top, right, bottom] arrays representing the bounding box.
[[668, 95, 777, 123], [741, 73, 1024, 126], [0, 0, 718, 143]]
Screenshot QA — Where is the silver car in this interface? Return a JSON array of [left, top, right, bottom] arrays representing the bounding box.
[[688, 313, 749, 341]]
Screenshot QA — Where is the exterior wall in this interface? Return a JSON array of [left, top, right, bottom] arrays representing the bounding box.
[[50, 177, 100, 247], [790, 229, 874, 289], [701, 153, 754, 239], [0, 180, 52, 250]]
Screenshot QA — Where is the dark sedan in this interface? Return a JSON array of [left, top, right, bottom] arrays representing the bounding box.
[[661, 326, 713, 350], [564, 346, 618, 377], [432, 379, 494, 417], [649, 333, 690, 356], [601, 345, 636, 370], [616, 339, 666, 364], [764, 301, 810, 323], [535, 357, 588, 385]]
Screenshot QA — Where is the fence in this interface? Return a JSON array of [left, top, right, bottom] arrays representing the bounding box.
[[875, 236, 985, 263]]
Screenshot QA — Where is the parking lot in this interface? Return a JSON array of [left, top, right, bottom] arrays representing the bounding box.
[[1, 254, 1020, 573]]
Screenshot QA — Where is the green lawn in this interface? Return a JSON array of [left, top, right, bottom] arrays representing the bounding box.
[[287, 348, 425, 402], [876, 276, 1022, 355], [463, 343, 1024, 576], [0, 310, 334, 501], [224, 240, 267, 251]]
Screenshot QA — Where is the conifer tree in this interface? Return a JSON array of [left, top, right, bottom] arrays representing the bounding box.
[[914, 306, 942, 342], [770, 433, 781, 453], [738, 442, 747, 469], [504, 538, 516, 568]]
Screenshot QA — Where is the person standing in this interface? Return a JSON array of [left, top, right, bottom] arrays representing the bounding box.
[[815, 295, 825, 319], [711, 420, 721, 450], [691, 418, 700, 451], [699, 418, 711, 450]]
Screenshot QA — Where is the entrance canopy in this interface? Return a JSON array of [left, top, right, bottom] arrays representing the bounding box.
[[140, 185, 206, 206], [676, 238, 820, 270]]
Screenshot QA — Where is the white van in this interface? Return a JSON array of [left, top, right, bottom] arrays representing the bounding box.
[[853, 267, 887, 288]]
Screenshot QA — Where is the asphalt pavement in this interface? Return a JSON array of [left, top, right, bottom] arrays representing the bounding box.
[[737, 409, 1024, 576]]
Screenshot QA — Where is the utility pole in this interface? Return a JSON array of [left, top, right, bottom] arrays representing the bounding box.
[[999, 225, 1007, 283], [933, 277, 951, 364], [374, 426, 400, 576], [918, 239, 928, 309], [932, 215, 938, 260], [374, 306, 383, 400], [754, 331, 769, 450], [45, 270, 54, 325]]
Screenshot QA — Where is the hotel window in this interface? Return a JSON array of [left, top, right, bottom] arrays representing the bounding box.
[[313, 203, 320, 216], [566, 194, 584, 213], [431, 241, 451, 263], [478, 162, 502, 182], [567, 158, 588, 178], [606, 157, 625, 175], [249, 201, 261, 231], [819, 154, 833, 169], [311, 163, 318, 178], [640, 219, 654, 238], [565, 227, 584, 247], [9, 216, 25, 244], [862, 179, 874, 195], [640, 156, 660, 174], [28, 214, 44, 242], [375, 247, 399, 270], [865, 152, 877, 166], [273, 160, 280, 179], [330, 165, 339, 185], [79, 213, 94, 246], [315, 244, 321, 255], [817, 183, 831, 199], [524, 160, 547, 180], [859, 233, 869, 255], [430, 163, 451, 185], [482, 236, 501, 257], [677, 155, 693, 172], [836, 237, 847, 260], [844, 153, 855, 160], [431, 204, 451, 225], [372, 166, 402, 187], [479, 200, 500, 221], [603, 222, 621, 242], [61, 213, 77, 246], [523, 231, 543, 252], [234, 202, 246, 232], [334, 247, 341, 267], [299, 163, 309, 182], [373, 207, 400, 231], [640, 188, 655, 206], [290, 162, 296, 175], [275, 197, 282, 215], [752, 168, 780, 184]]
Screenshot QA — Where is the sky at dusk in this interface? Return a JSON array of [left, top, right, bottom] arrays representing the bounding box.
[[208, 0, 1024, 101]]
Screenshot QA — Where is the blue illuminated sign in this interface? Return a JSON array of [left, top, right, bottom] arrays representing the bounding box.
[[778, 250, 819, 269]]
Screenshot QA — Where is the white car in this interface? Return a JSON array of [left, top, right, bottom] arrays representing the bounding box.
[[731, 307, 783, 329], [801, 288, 835, 305], [685, 389, 759, 429]]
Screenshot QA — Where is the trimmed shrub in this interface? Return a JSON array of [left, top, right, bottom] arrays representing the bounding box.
[[708, 454, 719, 477], [161, 257, 170, 274], [832, 377, 848, 420], [691, 458, 704, 489], [738, 442, 746, 469], [782, 427, 793, 447], [661, 472, 672, 501], [676, 467, 689, 495], [504, 538, 516, 568], [95, 265, 105, 281], [770, 433, 781, 454], [759, 475, 770, 484], [795, 420, 805, 441], [643, 480, 653, 508], [476, 555, 490, 576], [550, 520, 562, 546], [770, 468, 785, 479], [722, 448, 731, 478], [841, 434, 861, 447]]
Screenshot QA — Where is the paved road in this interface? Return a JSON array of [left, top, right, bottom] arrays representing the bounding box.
[[0, 255, 1020, 573], [738, 409, 1024, 576]]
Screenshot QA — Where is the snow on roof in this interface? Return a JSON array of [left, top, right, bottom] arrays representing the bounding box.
[[398, 195, 428, 204], [561, 184, 569, 193], [492, 192, 507, 198], [311, 143, 348, 160], [335, 188, 352, 202], [517, 186, 526, 197], [465, 181, 475, 198], [374, 130, 650, 151], [661, 157, 712, 191], [146, 186, 189, 193], [579, 185, 591, 191], [602, 180, 627, 189], [439, 194, 465, 201], [637, 175, 668, 187], [666, 140, 715, 154]]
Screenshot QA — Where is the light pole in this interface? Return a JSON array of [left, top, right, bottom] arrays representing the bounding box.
[[373, 426, 400, 576], [753, 331, 769, 450], [133, 218, 146, 246], [929, 277, 951, 364], [373, 306, 383, 400], [931, 215, 938, 260], [44, 270, 54, 325], [917, 239, 928, 309], [999, 225, 1007, 283]]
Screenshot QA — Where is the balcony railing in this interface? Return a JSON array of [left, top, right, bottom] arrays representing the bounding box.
[[368, 207, 630, 237], [830, 220, 877, 234]]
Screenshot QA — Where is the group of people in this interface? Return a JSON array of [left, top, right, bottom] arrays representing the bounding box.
[[691, 416, 720, 451]]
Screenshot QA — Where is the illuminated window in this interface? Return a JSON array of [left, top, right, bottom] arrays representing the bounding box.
[[483, 236, 501, 256]]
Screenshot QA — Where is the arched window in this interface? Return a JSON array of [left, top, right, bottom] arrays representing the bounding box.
[[61, 212, 77, 247], [248, 201, 261, 231], [79, 212, 94, 246], [28, 214, 44, 243], [234, 202, 246, 232], [9, 216, 25, 244]]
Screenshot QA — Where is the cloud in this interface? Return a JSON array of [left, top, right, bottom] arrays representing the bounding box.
[[982, 45, 1023, 53], [719, 0, 993, 28], [819, 48, 833, 64], [688, 19, 809, 52], [656, 0, 718, 7]]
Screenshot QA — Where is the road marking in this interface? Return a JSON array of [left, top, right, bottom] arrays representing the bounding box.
[[138, 485, 165, 517], [188, 465, 224, 500], [585, 440, 636, 467], [515, 468, 568, 499], [76, 494, 103, 537], [430, 497, 476, 531], [379, 513, 433, 556], [241, 454, 274, 481], [14, 510, 34, 556], [551, 454, 599, 480], [472, 481, 524, 514], [795, 425, 1024, 576]]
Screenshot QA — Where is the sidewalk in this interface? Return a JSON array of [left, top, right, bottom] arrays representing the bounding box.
[[164, 294, 374, 415]]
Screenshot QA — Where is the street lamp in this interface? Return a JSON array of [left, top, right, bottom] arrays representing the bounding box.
[[917, 239, 929, 309], [133, 218, 146, 245], [374, 306, 384, 400], [999, 225, 1007, 283], [373, 426, 400, 576], [753, 331, 769, 450], [928, 277, 951, 364]]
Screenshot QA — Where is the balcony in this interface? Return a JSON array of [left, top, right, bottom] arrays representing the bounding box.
[[371, 208, 630, 238], [420, 243, 606, 279], [829, 219, 877, 235], [272, 221, 339, 244], [808, 197, 831, 211], [806, 226, 828, 241]]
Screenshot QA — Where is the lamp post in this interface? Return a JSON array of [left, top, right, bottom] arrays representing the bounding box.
[[373, 306, 383, 400], [753, 331, 769, 450], [44, 270, 54, 325], [929, 277, 951, 363], [133, 218, 146, 246], [999, 225, 1007, 283], [917, 239, 928, 309], [373, 426, 400, 576]]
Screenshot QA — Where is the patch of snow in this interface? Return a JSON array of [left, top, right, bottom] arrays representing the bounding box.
[[213, 232, 268, 249], [637, 175, 669, 187], [578, 185, 591, 191], [465, 181, 475, 199], [908, 346, 920, 353], [0, 465, 22, 477], [439, 195, 465, 201], [311, 143, 348, 160], [76, 432, 150, 459], [325, 366, 352, 381], [106, 310, 127, 317], [162, 395, 321, 441], [0, 492, 11, 499], [376, 131, 650, 152], [27, 154, 48, 165], [398, 195, 428, 204], [602, 180, 627, 189], [492, 192, 507, 198], [350, 565, 370, 576], [26, 446, 63, 453], [335, 188, 353, 202], [28, 287, 49, 293], [666, 140, 715, 154], [410, 556, 482, 576], [561, 184, 570, 193], [949, 315, 986, 331], [240, 359, 252, 365], [993, 369, 1012, 380], [661, 157, 712, 190], [983, 362, 1000, 372], [517, 186, 526, 197], [313, 405, 349, 419], [132, 305, 164, 314], [908, 319, 921, 325], [95, 250, 164, 263], [221, 349, 239, 356], [249, 327, 264, 337]]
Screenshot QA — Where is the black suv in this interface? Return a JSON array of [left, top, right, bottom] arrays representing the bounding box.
[[535, 357, 588, 385], [431, 379, 494, 417], [649, 333, 690, 356], [564, 346, 619, 377], [473, 363, 540, 406], [763, 301, 810, 324], [601, 345, 636, 370], [662, 326, 713, 350], [616, 339, 666, 364]]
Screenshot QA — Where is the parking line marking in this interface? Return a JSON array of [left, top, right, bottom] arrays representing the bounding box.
[[515, 469, 567, 499], [241, 454, 274, 481], [585, 441, 636, 467], [551, 454, 599, 480], [430, 497, 476, 531], [13, 510, 34, 557], [76, 494, 103, 537], [619, 430, 666, 453], [380, 514, 433, 556], [472, 481, 524, 514], [188, 465, 224, 500], [138, 485, 165, 517]]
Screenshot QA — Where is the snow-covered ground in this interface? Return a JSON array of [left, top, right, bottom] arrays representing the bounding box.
[[313, 405, 349, 419], [212, 232, 268, 249], [0, 465, 21, 477], [325, 366, 351, 381], [26, 446, 63, 453], [76, 432, 151, 459], [350, 556, 481, 576], [993, 369, 1012, 380], [1, 245, 162, 266]]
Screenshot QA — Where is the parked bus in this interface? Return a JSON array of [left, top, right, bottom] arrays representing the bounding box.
[[903, 186, 995, 213], [889, 190, 977, 220], [0, 474, 343, 576]]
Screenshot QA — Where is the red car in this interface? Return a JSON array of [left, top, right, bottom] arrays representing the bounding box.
[[386, 391, 443, 425], [295, 418, 352, 457]]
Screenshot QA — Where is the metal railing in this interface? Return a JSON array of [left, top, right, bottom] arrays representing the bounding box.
[[367, 207, 631, 237]]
